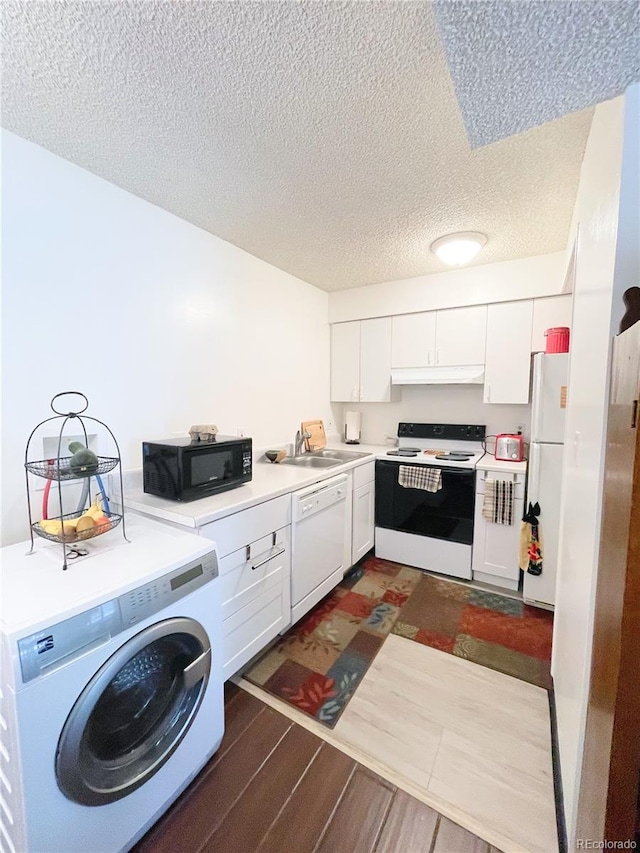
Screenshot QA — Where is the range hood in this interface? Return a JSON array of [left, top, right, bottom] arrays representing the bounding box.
[[391, 365, 485, 386]]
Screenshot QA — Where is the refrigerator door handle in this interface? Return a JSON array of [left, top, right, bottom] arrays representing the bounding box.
[[531, 354, 544, 441], [529, 443, 541, 504]]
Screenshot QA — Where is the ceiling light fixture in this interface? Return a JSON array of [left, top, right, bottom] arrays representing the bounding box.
[[431, 231, 487, 266]]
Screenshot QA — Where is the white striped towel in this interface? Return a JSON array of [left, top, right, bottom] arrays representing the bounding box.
[[398, 465, 442, 492], [482, 479, 514, 525]]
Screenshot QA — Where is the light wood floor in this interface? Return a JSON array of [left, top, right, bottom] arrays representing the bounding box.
[[238, 634, 558, 853]]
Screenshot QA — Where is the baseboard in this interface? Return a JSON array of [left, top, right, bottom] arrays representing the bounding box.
[[548, 684, 568, 853]]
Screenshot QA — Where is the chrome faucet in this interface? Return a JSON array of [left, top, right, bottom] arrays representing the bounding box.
[[294, 430, 311, 457]]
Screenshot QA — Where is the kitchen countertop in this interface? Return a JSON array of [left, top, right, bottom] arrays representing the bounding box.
[[476, 455, 527, 475], [125, 442, 527, 528], [124, 443, 386, 528]]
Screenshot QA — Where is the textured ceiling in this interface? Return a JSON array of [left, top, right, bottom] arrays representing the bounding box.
[[2, 1, 595, 291], [434, 0, 640, 148]]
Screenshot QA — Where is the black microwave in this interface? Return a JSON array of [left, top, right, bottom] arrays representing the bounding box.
[[142, 435, 252, 502]]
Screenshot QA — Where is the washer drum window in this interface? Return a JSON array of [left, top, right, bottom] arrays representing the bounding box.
[[55, 617, 211, 806]]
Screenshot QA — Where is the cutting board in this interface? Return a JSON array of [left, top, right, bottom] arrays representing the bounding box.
[[302, 419, 326, 452]]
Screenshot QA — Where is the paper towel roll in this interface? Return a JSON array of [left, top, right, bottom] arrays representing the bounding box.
[[344, 411, 361, 444]]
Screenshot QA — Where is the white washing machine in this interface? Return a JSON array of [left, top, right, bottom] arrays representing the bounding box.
[[0, 516, 224, 853]]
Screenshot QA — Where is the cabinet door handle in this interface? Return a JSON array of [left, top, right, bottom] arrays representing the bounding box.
[[487, 384, 491, 403], [252, 546, 286, 570], [360, 386, 364, 400], [427, 352, 431, 365]]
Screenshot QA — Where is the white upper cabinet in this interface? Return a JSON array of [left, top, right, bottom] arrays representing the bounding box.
[[435, 305, 487, 366], [391, 306, 487, 368], [531, 295, 573, 352], [331, 321, 360, 402], [332, 295, 570, 405], [331, 318, 391, 402], [360, 317, 392, 401], [484, 300, 534, 404], [391, 312, 437, 367]]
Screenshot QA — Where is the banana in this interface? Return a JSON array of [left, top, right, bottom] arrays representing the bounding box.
[[39, 519, 78, 540]]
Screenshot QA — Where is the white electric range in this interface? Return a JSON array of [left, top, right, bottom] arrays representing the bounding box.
[[375, 423, 486, 579]]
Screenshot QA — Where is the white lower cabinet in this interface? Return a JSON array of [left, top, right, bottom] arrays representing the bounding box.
[[472, 469, 526, 590], [200, 494, 291, 679], [352, 461, 375, 564]]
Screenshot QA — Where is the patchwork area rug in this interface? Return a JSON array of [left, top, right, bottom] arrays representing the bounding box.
[[244, 555, 553, 728], [244, 557, 421, 726], [392, 572, 554, 691]]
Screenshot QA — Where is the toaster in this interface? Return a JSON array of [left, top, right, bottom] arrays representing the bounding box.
[[495, 433, 524, 462]]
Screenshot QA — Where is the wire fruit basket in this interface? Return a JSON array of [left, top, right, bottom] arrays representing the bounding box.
[[24, 391, 129, 569], [31, 511, 123, 544], [25, 456, 120, 481]]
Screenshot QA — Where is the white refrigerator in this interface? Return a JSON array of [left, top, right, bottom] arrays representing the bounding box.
[[523, 352, 569, 608]]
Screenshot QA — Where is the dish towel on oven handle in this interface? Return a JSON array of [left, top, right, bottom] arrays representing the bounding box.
[[398, 465, 442, 492], [519, 502, 543, 575], [482, 478, 515, 525]]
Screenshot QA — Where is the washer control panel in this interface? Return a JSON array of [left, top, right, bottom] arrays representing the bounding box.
[[119, 551, 218, 627], [18, 550, 218, 683]]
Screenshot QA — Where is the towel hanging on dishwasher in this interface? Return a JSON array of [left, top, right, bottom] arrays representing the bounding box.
[[482, 479, 514, 525], [398, 465, 442, 492]]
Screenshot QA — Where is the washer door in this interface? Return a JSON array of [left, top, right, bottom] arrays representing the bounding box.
[[56, 617, 211, 806]]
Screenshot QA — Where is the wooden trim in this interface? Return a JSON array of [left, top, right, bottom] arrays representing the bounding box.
[[548, 688, 568, 853], [605, 402, 640, 839], [577, 323, 640, 842]]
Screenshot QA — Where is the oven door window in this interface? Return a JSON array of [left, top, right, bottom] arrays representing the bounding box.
[[55, 617, 211, 806], [375, 461, 476, 545], [187, 446, 240, 487]]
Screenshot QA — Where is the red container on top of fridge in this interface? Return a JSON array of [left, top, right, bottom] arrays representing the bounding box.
[[544, 326, 570, 353]]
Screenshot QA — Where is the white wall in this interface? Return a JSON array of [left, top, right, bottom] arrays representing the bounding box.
[[551, 96, 626, 844], [335, 387, 530, 447], [611, 82, 640, 334], [328, 251, 566, 323], [1, 131, 331, 545]]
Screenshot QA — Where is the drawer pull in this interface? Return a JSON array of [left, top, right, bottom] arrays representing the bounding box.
[[251, 546, 285, 571]]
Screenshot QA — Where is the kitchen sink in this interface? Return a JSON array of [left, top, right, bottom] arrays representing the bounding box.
[[308, 449, 371, 461], [281, 456, 342, 469]]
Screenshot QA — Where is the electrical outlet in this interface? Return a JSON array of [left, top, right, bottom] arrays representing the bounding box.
[[32, 433, 99, 492], [517, 424, 525, 434]]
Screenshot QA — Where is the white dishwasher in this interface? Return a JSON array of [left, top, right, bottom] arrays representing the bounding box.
[[291, 473, 350, 624]]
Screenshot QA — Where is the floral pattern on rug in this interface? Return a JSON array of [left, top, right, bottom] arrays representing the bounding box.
[[243, 557, 422, 727], [244, 556, 554, 728]]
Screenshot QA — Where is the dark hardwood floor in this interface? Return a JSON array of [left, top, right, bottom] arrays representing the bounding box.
[[133, 683, 498, 853]]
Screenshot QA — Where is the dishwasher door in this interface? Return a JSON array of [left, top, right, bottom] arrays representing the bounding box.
[[291, 474, 349, 624]]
